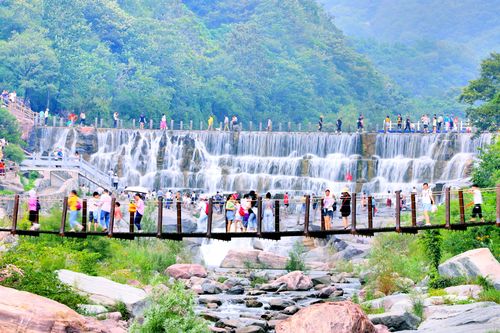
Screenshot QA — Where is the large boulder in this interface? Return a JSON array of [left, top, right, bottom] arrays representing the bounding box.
[[0, 285, 125, 333], [276, 301, 389, 333], [444, 285, 483, 299], [165, 264, 207, 279], [262, 271, 313, 291], [438, 248, 500, 289], [57, 269, 147, 317], [220, 249, 287, 269], [416, 302, 500, 333], [363, 294, 413, 312]]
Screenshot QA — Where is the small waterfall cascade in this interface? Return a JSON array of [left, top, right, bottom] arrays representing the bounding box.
[[34, 128, 492, 195]]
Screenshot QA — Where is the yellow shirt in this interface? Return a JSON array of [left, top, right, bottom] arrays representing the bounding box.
[[68, 194, 79, 211]]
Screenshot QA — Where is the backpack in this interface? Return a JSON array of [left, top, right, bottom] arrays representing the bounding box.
[[238, 206, 245, 216], [76, 201, 82, 211], [205, 203, 209, 215]]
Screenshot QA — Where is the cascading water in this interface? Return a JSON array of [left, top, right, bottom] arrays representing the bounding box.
[[34, 128, 492, 195]]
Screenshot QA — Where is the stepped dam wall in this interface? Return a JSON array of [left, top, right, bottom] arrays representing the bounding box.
[[32, 127, 493, 194]]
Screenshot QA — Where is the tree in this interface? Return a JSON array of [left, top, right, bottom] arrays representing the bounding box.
[[0, 107, 24, 163], [472, 139, 500, 188], [459, 53, 500, 132]]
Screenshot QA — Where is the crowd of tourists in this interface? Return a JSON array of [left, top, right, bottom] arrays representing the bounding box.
[[24, 182, 485, 233]]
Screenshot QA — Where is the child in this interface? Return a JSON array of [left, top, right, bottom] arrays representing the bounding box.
[[469, 184, 484, 222], [233, 200, 245, 232], [114, 202, 125, 231], [88, 192, 100, 231]]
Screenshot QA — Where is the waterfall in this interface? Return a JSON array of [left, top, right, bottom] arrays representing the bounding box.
[[34, 128, 492, 195]]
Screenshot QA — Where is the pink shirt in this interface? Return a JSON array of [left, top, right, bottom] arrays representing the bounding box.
[[28, 197, 38, 211], [136, 199, 145, 215]]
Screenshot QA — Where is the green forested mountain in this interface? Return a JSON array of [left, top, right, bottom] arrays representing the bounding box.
[[320, 0, 500, 55], [319, 0, 500, 115], [0, 0, 403, 125]]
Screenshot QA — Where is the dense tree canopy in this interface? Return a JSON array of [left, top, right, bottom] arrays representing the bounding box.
[[459, 52, 500, 132], [0, 0, 405, 126], [319, 0, 500, 117]]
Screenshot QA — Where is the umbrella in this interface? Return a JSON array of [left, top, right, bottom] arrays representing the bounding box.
[[124, 186, 149, 194]]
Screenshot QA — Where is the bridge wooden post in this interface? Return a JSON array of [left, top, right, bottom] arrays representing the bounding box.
[[395, 191, 401, 232], [458, 189, 465, 225], [274, 200, 280, 232], [108, 197, 116, 237], [410, 193, 417, 227], [129, 209, 135, 233], [320, 198, 325, 231], [304, 195, 311, 236], [176, 201, 182, 233], [60, 197, 68, 236], [367, 195, 373, 228], [256, 197, 263, 237], [207, 198, 213, 238], [82, 199, 87, 231], [10, 195, 20, 235], [445, 187, 451, 229], [351, 192, 357, 231], [157, 197, 163, 238]]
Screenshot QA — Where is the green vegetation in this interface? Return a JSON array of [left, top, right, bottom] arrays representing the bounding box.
[[131, 282, 209, 333], [460, 53, 500, 131], [0, 107, 24, 163], [0, 234, 184, 310], [472, 139, 500, 187], [250, 276, 268, 288], [0, 0, 403, 126], [285, 241, 307, 272], [360, 303, 385, 315], [20, 171, 40, 191]]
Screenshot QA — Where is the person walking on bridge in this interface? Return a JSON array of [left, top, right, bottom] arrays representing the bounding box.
[[139, 114, 146, 129], [79, 112, 86, 126], [68, 190, 82, 232], [267, 118, 272, 132], [28, 190, 40, 231], [318, 116, 323, 132], [98, 189, 111, 231], [336, 118, 342, 133], [44, 108, 49, 126], [468, 184, 484, 223], [340, 188, 351, 229], [88, 192, 100, 231], [207, 115, 214, 131], [263, 192, 274, 232], [421, 183, 434, 226], [134, 193, 144, 232], [160, 114, 167, 130], [322, 189, 336, 230], [197, 195, 208, 232], [397, 114, 402, 131]]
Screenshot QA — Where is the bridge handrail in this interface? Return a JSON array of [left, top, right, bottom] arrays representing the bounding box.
[[20, 156, 111, 189]]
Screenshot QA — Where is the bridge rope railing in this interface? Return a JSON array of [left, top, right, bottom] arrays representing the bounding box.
[[0, 185, 498, 240]]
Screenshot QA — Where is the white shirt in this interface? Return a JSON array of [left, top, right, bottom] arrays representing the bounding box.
[[473, 189, 483, 205], [199, 201, 207, 217], [99, 193, 111, 212], [88, 197, 99, 213], [422, 188, 432, 204]]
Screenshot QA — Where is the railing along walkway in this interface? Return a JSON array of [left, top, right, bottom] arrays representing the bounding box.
[[1, 186, 498, 240], [20, 156, 110, 190]]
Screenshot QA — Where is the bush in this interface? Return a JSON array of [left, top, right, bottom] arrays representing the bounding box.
[[285, 242, 307, 272], [131, 282, 209, 333], [428, 275, 467, 289], [0, 267, 87, 309], [366, 233, 428, 294], [3, 144, 25, 163], [478, 288, 500, 304], [419, 230, 442, 272]]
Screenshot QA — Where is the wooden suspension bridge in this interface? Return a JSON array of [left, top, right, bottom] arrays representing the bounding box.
[[1, 186, 498, 241]]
